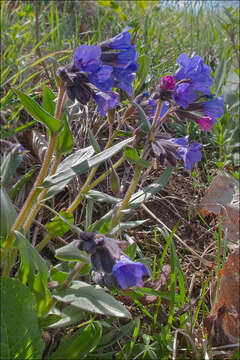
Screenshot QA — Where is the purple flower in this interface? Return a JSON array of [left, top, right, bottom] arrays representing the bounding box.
[[195, 116, 214, 131], [202, 95, 224, 120], [171, 136, 202, 170], [173, 82, 197, 109], [74, 45, 102, 73], [100, 34, 139, 95], [173, 53, 213, 108], [112, 256, 148, 289], [58, 29, 138, 115], [100, 27, 132, 51], [87, 65, 114, 92], [93, 91, 119, 117]]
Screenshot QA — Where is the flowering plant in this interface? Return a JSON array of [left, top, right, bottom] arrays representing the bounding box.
[[1, 24, 226, 360]]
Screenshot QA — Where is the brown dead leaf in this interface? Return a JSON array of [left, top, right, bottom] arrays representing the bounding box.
[[204, 248, 240, 346], [197, 173, 239, 217], [219, 204, 240, 243], [197, 173, 239, 242]]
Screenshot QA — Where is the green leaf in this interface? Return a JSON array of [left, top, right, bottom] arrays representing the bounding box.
[[88, 129, 101, 153], [42, 137, 134, 189], [41, 204, 83, 236], [53, 280, 131, 318], [124, 243, 137, 260], [125, 147, 152, 168], [96, 320, 137, 351], [56, 115, 73, 154], [128, 165, 173, 208], [214, 58, 228, 95], [9, 165, 39, 200], [14, 231, 50, 315], [85, 190, 120, 205], [0, 185, 17, 239], [44, 146, 95, 200], [42, 85, 56, 116], [47, 305, 85, 329], [49, 321, 102, 360], [132, 101, 151, 133], [55, 240, 90, 263], [1, 147, 23, 186], [90, 166, 173, 234], [110, 219, 149, 235], [14, 88, 61, 132], [46, 209, 74, 237], [135, 55, 151, 91], [0, 277, 44, 360]]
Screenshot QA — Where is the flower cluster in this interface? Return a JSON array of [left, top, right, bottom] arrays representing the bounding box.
[[57, 28, 138, 116], [126, 53, 224, 170], [78, 232, 148, 289], [157, 54, 224, 131]]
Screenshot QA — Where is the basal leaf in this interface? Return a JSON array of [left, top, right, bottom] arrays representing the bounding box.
[[53, 280, 131, 318], [49, 321, 102, 360], [0, 185, 17, 239], [14, 231, 50, 315], [1, 146, 23, 186], [0, 277, 44, 360]]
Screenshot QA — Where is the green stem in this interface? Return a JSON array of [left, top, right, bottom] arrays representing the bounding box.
[[1, 86, 65, 267], [111, 165, 142, 229], [149, 100, 162, 142], [23, 151, 62, 233]]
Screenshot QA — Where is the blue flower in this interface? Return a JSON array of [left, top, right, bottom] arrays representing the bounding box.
[[74, 45, 102, 73], [58, 29, 139, 115], [202, 95, 224, 120], [171, 136, 202, 170], [100, 36, 139, 95], [87, 65, 114, 92], [93, 91, 119, 117], [112, 256, 148, 289], [173, 53, 213, 108], [100, 27, 132, 51], [173, 82, 197, 109]]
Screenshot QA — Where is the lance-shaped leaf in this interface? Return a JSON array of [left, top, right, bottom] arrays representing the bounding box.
[[14, 231, 50, 316], [125, 147, 152, 168], [0, 185, 17, 239], [49, 321, 102, 360], [132, 101, 151, 133], [90, 166, 173, 233], [53, 280, 131, 318], [14, 88, 61, 132], [46, 209, 74, 237], [55, 240, 90, 264], [0, 277, 44, 360], [41, 137, 134, 189], [1, 147, 23, 186]]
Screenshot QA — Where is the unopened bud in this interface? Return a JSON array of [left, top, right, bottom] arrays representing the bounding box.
[[109, 167, 120, 195]]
